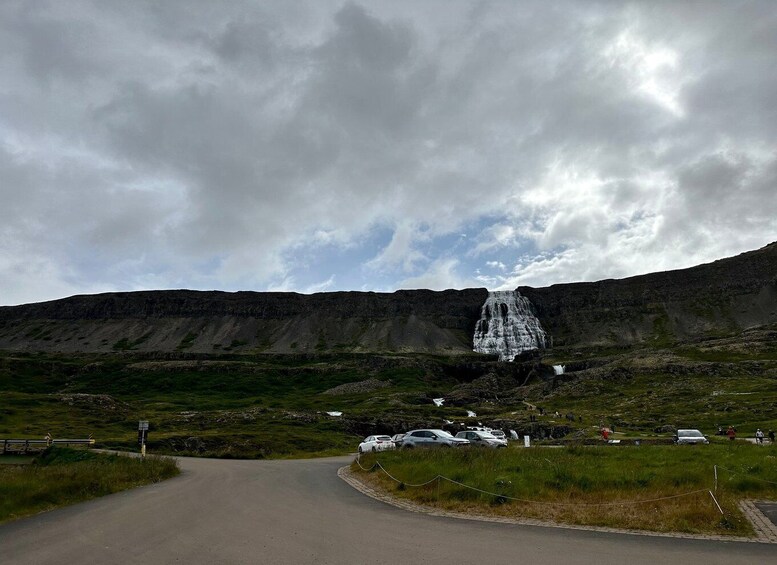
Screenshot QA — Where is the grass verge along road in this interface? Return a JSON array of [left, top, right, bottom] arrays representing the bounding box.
[[0, 447, 179, 524], [352, 443, 777, 537]]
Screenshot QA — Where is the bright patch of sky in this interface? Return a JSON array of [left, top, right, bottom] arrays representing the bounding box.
[[1, 1, 776, 305]]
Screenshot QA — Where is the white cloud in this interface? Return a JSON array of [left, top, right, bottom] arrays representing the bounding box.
[[0, 249, 111, 306], [366, 221, 427, 273], [303, 275, 336, 294], [399, 258, 468, 291], [1, 1, 776, 303]]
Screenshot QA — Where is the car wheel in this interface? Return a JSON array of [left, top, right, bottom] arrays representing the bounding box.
[[441, 443, 451, 448], [371, 446, 376, 452], [358, 446, 363, 454]]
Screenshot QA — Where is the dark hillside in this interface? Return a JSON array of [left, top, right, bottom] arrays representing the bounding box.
[[520, 242, 777, 346], [0, 289, 488, 354]]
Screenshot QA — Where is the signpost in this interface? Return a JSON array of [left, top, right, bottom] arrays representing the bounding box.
[[138, 420, 149, 458]]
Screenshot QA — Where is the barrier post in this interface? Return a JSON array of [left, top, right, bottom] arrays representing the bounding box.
[[714, 465, 717, 493], [138, 420, 149, 459]]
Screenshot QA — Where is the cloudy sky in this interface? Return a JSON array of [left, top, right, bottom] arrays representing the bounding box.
[[1, 1, 776, 306]]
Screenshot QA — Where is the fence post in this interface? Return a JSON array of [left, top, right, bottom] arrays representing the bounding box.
[[714, 465, 718, 493]]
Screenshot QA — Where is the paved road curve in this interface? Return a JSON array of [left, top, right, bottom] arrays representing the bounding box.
[[0, 456, 773, 564]]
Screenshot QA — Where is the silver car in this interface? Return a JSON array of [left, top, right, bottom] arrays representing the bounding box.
[[456, 430, 507, 448], [401, 429, 470, 448], [674, 429, 709, 444], [391, 433, 405, 448]]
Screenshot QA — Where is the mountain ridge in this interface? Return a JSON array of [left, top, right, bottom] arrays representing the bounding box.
[[1, 242, 775, 353]]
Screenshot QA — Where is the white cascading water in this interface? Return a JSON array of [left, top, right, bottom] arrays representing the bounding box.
[[473, 290, 548, 361], [553, 365, 565, 375]]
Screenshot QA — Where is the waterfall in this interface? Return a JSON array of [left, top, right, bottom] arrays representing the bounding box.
[[553, 365, 565, 375], [472, 290, 548, 361]]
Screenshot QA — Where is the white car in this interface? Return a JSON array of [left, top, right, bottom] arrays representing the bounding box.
[[456, 430, 508, 448], [358, 435, 395, 453], [674, 429, 709, 445]]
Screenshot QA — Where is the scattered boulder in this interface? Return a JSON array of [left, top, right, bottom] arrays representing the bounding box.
[[57, 393, 130, 414], [322, 378, 391, 395], [446, 372, 520, 406]]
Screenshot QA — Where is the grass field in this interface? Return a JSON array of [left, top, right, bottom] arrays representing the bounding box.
[[352, 443, 777, 537], [0, 447, 179, 524]]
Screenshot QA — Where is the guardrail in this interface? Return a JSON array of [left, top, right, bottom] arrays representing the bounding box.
[[2, 438, 95, 454]]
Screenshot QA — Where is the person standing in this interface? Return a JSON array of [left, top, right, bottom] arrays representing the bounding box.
[[769, 430, 775, 443], [755, 429, 765, 445], [726, 425, 736, 441]]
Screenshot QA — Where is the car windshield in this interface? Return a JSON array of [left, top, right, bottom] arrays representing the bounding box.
[[376, 436, 391, 441], [478, 432, 497, 439], [679, 430, 703, 437], [431, 430, 453, 438]]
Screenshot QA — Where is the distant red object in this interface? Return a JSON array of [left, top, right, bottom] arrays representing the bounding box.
[[601, 428, 610, 441]]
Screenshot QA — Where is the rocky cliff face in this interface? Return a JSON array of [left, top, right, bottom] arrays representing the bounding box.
[[520, 242, 777, 347], [0, 289, 488, 354], [1, 242, 775, 354]]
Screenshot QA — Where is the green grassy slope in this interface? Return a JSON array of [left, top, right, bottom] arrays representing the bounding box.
[[2, 323, 775, 458]]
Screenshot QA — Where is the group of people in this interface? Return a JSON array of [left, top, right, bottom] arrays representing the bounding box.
[[723, 425, 775, 443]]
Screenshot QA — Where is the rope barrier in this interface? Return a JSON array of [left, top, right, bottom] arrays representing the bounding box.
[[355, 455, 442, 487], [355, 456, 777, 510], [440, 475, 708, 506], [354, 455, 711, 508], [715, 465, 777, 486], [376, 461, 441, 487]]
